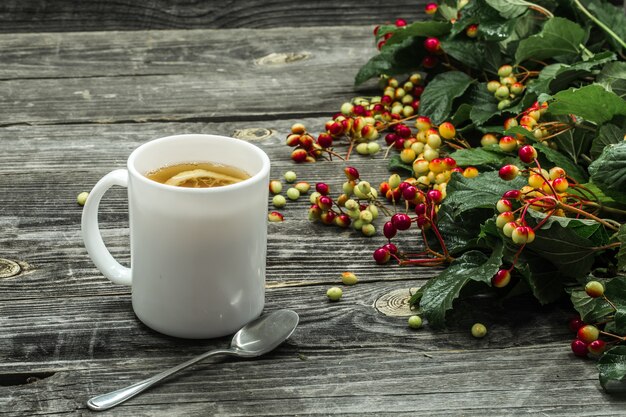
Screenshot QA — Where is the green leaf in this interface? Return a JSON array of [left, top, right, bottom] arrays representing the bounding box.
[[387, 154, 413, 176], [451, 103, 473, 126], [440, 39, 485, 69], [548, 84, 626, 125], [529, 52, 617, 96], [586, 0, 626, 53], [515, 17, 585, 63], [354, 38, 413, 86], [598, 62, 626, 99], [618, 224, 626, 272], [615, 308, 626, 335], [588, 142, 626, 204], [448, 146, 515, 168], [484, 0, 528, 18], [418, 243, 504, 328], [420, 71, 475, 125], [590, 123, 624, 160], [525, 210, 608, 246], [570, 287, 613, 323], [598, 346, 626, 391], [523, 214, 597, 279], [384, 21, 452, 48], [443, 171, 526, 217], [515, 255, 565, 304], [569, 182, 616, 205], [430, 206, 485, 255], [450, 0, 517, 41], [605, 276, 626, 306], [469, 83, 500, 126], [530, 141, 588, 183]]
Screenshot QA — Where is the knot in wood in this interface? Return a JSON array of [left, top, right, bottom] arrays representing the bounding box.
[[374, 287, 419, 317], [232, 128, 273, 141], [254, 52, 310, 66], [0, 258, 21, 279]]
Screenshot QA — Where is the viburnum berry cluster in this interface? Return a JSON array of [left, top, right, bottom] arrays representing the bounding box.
[[487, 64, 538, 110], [568, 280, 624, 358], [307, 166, 390, 237], [284, 73, 429, 163]]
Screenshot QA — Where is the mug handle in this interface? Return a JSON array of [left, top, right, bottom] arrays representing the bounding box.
[[81, 169, 132, 286]]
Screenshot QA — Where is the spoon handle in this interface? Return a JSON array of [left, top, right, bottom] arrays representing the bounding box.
[[86, 348, 234, 411]]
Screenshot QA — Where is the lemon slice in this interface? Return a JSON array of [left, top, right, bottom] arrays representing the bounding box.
[[165, 169, 242, 187]]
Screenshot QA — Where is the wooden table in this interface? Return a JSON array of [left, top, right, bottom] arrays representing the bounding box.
[[2, 8, 626, 417]]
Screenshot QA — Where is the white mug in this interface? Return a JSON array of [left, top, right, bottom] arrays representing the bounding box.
[[82, 134, 270, 338]]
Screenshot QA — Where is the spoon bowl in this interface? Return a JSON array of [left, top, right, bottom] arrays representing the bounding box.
[[87, 309, 299, 411]]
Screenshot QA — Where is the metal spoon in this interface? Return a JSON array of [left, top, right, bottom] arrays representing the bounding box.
[[87, 309, 299, 411]]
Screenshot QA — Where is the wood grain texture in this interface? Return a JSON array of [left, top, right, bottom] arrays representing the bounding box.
[[1, 24, 625, 416], [0, 27, 378, 125], [0, 0, 426, 33]]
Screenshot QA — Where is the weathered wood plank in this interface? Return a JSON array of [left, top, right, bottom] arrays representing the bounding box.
[[0, 1, 425, 33], [0, 27, 381, 125]]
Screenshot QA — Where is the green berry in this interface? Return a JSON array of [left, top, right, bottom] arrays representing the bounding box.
[[498, 64, 513, 77], [361, 223, 376, 236], [326, 286, 343, 301], [284, 171, 297, 183], [497, 99, 511, 110], [269, 180, 283, 194], [367, 204, 379, 219], [286, 187, 300, 200], [487, 81, 501, 93], [341, 272, 359, 285], [294, 181, 310, 194], [272, 194, 287, 208], [495, 85, 509, 100], [408, 315, 423, 329], [310, 191, 321, 204], [356, 142, 369, 155], [344, 199, 359, 210], [471, 323, 487, 338], [341, 102, 354, 115], [359, 210, 373, 223], [585, 281, 604, 298], [367, 142, 381, 155], [76, 191, 89, 206]]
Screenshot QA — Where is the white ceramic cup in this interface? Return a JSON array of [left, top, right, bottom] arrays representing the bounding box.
[[82, 134, 270, 339]]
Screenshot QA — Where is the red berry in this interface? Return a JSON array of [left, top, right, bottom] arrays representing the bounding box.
[[395, 124, 412, 138], [492, 269, 511, 288], [422, 55, 438, 69], [317, 195, 333, 210], [385, 133, 398, 145], [416, 215, 430, 229], [383, 243, 398, 255], [320, 210, 336, 225], [383, 221, 397, 239], [502, 190, 521, 200], [335, 214, 351, 228], [413, 85, 424, 97], [443, 157, 457, 169], [571, 339, 588, 357], [588, 339, 606, 355], [299, 134, 314, 149], [291, 148, 308, 163], [377, 39, 385, 49], [317, 133, 333, 148], [286, 134, 301, 147], [315, 182, 330, 195], [391, 213, 412, 231], [373, 247, 391, 264], [577, 325, 600, 343], [466, 24, 478, 38], [427, 189, 443, 204], [424, 37, 441, 54], [395, 18, 407, 27], [568, 317, 585, 333], [373, 25, 381, 36], [518, 145, 538, 164], [499, 164, 520, 181], [425, 2, 438, 15], [353, 105, 366, 116], [343, 166, 360, 181], [402, 185, 418, 201], [414, 203, 427, 216]]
